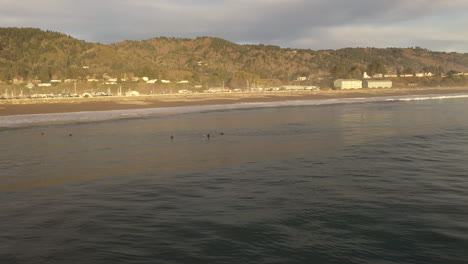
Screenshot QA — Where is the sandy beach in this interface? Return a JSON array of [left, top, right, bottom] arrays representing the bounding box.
[[1, 87, 468, 116]]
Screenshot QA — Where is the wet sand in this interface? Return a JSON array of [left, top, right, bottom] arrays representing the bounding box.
[[1, 87, 468, 116]]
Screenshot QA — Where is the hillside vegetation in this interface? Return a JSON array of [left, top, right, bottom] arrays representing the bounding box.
[[1, 27, 468, 89]]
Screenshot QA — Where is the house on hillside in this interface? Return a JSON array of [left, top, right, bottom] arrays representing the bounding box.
[[13, 79, 25, 84], [334, 79, 362, 89]]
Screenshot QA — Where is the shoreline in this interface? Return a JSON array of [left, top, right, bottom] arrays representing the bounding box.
[[1, 87, 468, 117]]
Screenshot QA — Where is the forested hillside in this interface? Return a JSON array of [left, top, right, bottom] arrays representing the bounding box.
[[1, 27, 468, 88]]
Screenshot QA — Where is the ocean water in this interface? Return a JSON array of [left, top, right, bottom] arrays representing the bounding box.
[[1, 96, 468, 263]]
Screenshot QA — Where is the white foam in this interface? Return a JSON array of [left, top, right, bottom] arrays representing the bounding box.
[[2, 93, 468, 128], [385, 94, 468, 101]]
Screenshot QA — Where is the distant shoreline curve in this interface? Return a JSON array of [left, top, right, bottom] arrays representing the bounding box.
[[1, 87, 468, 128], [2, 87, 468, 117]]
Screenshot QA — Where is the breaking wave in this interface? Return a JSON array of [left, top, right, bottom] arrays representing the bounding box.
[[2, 93, 468, 128]]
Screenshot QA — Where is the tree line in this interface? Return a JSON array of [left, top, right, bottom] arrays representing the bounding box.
[[1, 28, 468, 88]]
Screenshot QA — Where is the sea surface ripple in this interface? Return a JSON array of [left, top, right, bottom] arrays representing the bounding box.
[[1, 97, 468, 263]]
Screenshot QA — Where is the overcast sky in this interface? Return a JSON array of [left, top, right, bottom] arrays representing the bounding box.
[[1, 0, 468, 53]]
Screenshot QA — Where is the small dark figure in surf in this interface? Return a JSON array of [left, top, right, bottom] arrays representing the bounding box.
[[69, 134, 73, 137], [220, 132, 224, 135], [41, 132, 45, 136], [204, 133, 210, 139], [170, 135, 174, 141]]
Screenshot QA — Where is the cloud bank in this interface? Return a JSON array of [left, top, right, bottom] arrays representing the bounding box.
[[1, 0, 467, 52]]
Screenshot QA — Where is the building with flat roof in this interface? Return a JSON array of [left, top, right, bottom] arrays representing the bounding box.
[[365, 80, 392, 89], [334, 79, 362, 89]]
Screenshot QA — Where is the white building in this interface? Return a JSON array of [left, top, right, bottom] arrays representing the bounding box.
[[178, 90, 192, 94], [384, 74, 398, 78], [250, 88, 263, 92], [38, 83, 52, 87], [146, 79, 158, 84], [125, 90, 140, 96], [363, 72, 371, 79], [372, 73, 383, 78], [205, 87, 230, 93], [297, 76, 307, 81], [281, 85, 319, 91], [334, 79, 362, 89], [161, 80, 171, 83], [365, 80, 392, 89]]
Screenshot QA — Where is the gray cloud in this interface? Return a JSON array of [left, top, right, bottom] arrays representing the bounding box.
[[1, 0, 467, 52]]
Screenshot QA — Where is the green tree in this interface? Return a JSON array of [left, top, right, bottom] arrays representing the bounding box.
[[38, 67, 51, 82], [330, 64, 349, 79], [348, 65, 364, 79], [367, 61, 387, 76], [402, 67, 415, 75]]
